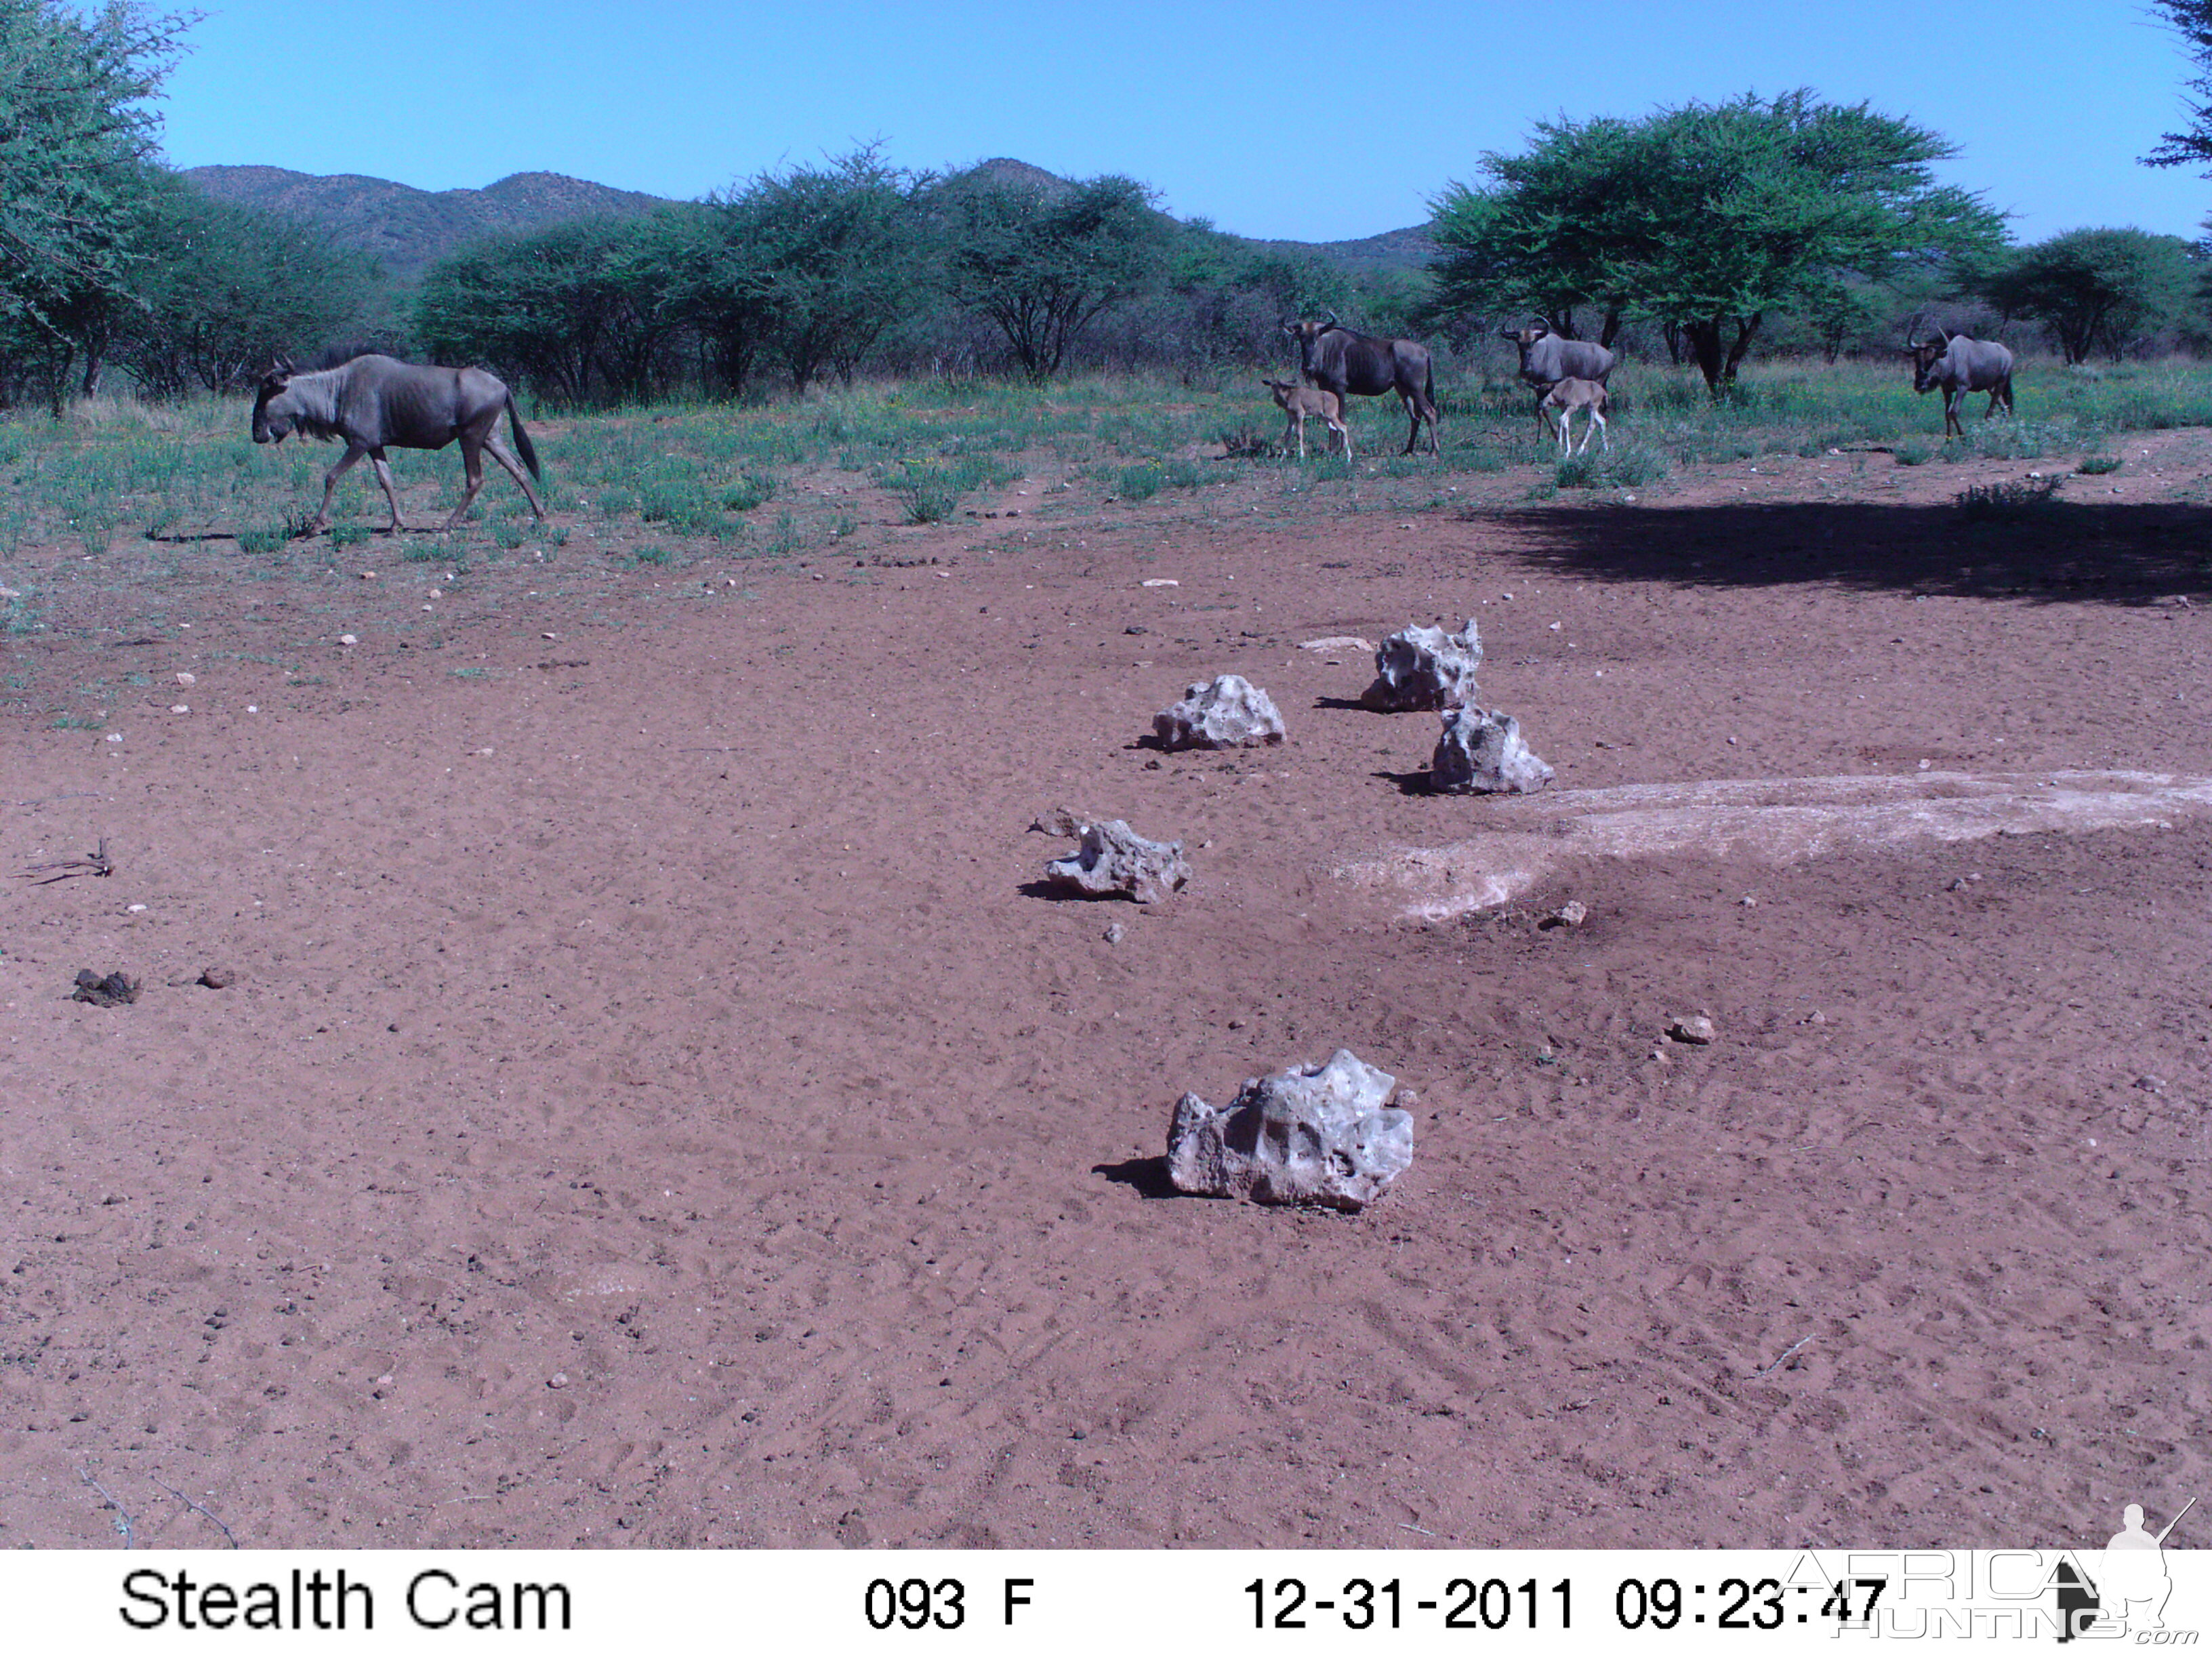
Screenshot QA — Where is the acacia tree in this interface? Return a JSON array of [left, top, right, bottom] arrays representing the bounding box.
[[1430, 92, 2005, 394], [1427, 115, 1638, 345], [1982, 229, 2199, 363], [415, 218, 688, 406], [0, 0, 190, 407], [2146, 1, 2212, 171], [936, 172, 1171, 380], [119, 173, 369, 396], [724, 147, 930, 395]]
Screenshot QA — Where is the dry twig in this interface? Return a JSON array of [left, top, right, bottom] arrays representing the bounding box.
[[148, 1476, 239, 1549], [1755, 1334, 1816, 1377], [21, 837, 112, 883]]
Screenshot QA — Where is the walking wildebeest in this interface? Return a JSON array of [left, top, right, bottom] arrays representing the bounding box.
[[1537, 377, 1610, 457], [1500, 322, 1617, 436], [1262, 377, 1352, 461], [1904, 331, 2015, 438], [250, 354, 546, 533], [1282, 312, 1439, 455]]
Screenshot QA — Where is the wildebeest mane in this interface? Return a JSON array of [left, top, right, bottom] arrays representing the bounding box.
[[302, 344, 411, 373]]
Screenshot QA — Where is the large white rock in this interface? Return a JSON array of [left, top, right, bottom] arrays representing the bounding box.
[[1363, 619, 1483, 711], [1043, 819, 1191, 904], [1431, 706, 1554, 795], [1166, 1050, 1414, 1210], [1154, 674, 1286, 750]]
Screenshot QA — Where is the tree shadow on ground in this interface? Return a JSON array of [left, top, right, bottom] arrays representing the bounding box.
[[1507, 498, 2212, 607]]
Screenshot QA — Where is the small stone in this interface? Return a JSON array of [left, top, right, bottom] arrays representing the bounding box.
[[547, 1372, 569, 1390], [1668, 1015, 1717, 1045], [1299, 635, 1374, 655], [359, 571, 376, 580], [1103, 922, 1125, 944], [1431, 706, 1553, 795], [1042, 819, 1191, 905], [169, 703, 189, 714], [125, 903, 147, 914], [198, 965, 235, 989], [1541, 899, 1589, 929], [1167, 1050, 1413, 1211], [338, 634, 358, 646], [173, 672, 195, 687], [1154, 674, 1286, 750], [1141, 578, 1179, 588], [2135, 1076, 2167, 1094], [1740, 895, 1757, 907]]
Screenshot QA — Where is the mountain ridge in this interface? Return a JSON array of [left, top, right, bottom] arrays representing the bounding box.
[[184, 161, 1434, 279]]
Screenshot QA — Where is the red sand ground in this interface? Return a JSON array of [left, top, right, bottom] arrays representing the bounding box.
[[2, 432, 2208, 1549]]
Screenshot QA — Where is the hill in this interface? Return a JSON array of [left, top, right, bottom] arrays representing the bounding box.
[[182, 166, 671, 278], [184, 160, 1435, 282]]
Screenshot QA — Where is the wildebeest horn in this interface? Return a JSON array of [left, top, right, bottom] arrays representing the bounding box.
[[1324, 309, 1340, 329], [272, 354, 293, 375], [1937, 326, 1951, 345]]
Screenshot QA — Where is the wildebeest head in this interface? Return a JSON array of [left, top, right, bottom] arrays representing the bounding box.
[[1499, 322, 1553, 350], [251, 358, 298, 444], [1282, 311, 1346, 376], [1904, 331, 1953, 394]]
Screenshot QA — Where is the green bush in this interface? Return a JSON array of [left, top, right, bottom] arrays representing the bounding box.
[[2077, 455, 2123, 475], [1956, 476, 2062, 523]]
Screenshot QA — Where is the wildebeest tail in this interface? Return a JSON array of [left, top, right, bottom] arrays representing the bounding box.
[[506, 393, 541, 481]]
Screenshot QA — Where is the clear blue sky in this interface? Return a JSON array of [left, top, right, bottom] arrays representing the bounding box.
[[154, 0, 2211, 245]]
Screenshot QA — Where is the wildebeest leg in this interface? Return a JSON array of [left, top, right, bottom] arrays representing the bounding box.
[[312, 442, 369, 531], [1986, 380, 2012, 421], [1332, 412, 1353, 461], [483, 433, 547, 518], [368, 448, 405, 532], [442, 436, 487, 530], [1284, 411, 1304, 461], [1946, 390, 1966, 439]]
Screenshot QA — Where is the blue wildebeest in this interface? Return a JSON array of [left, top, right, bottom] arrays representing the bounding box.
[[1283, 312, 1439, 455], [1500, 322, 1617, 437], [251, 354, 546, 533], [1905, 331, 2015, 437]]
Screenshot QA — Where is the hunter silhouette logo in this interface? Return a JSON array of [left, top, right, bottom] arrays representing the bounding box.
[[2056, 1495, 2198, 1641]]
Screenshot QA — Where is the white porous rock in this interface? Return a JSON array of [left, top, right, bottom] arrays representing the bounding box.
[[1043, 819, 1191, 904], [1166, 1050, 1414, 1211], [1431, 706, 1554, 796], [1363, 619, 1483, 711], [1153, 674, 1286, 750]]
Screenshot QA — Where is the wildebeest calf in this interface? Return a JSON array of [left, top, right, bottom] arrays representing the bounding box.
[[1263, 377, 1352, 461], [251, 354, 546, 533], [1538, 377, 1610, 457]]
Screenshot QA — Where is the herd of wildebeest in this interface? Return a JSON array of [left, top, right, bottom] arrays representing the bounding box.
[[242, 314, 2024, 532]]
